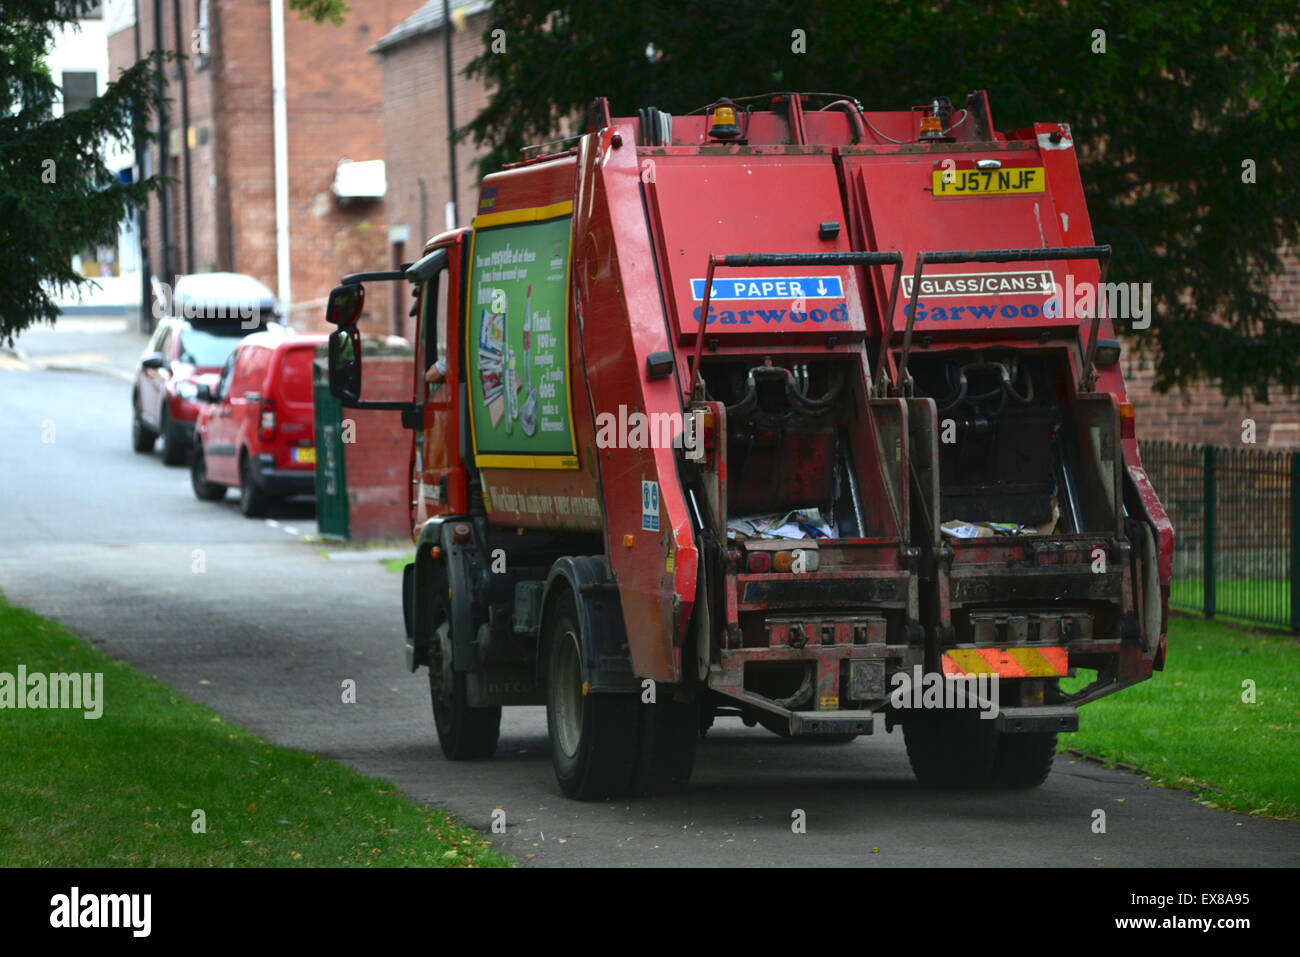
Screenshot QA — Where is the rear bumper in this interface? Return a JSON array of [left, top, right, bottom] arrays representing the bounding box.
[[252, 453, 315, 496]]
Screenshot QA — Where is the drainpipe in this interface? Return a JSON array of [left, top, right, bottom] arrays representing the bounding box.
[[153, 0, 172, 291], [270, 0, 292, 319], [172, 0, 194, 274], [442, 0, 457, 228], [418, 176, 427, 246], [133, 0, 150, 331]]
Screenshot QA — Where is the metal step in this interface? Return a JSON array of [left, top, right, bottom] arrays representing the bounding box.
[[995, 705, 1078, 734], [789, 711, 877, 736]]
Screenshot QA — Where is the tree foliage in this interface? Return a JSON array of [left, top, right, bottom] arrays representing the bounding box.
[[0, 0, 173, 344], [465, 1, 1300, 399], [0, 0, 349, 345]]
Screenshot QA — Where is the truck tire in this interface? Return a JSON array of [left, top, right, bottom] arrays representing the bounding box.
[[992, 732, 1057, 788], [546, 591, 639, 800], [429, 620, 501, 760], [190, 444, 227, 501], [132, 399, 157, 453], [634, 694, 699, 795], [902, 712, 998, 787]]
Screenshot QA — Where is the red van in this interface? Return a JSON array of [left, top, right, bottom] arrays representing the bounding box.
[[190, 332, 327, 517]]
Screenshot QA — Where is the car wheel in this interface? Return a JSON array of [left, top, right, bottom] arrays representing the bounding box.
[[160, 407, 186, 466], [132, 399, 157, 453], [546, 590, 640, 800], [238, 455, 270, 517], [190, 444, 227, 501]]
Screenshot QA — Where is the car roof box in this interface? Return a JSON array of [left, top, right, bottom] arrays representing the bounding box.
[[173, 272, 278, 329]]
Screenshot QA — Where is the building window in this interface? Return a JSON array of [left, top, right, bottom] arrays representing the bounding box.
[[61, 71, 98, 113]]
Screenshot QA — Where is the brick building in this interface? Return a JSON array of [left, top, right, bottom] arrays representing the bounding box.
[[106, 0, 425, 330], [372, 0, 493, 340]]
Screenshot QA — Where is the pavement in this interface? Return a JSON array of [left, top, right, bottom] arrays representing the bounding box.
[[2, 310, 150, 381], [0, 314, 1297, 867]]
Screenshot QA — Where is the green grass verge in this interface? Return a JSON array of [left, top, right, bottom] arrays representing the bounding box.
[[0, 594, 510, 867], [1061, 614, 1299, 821], [384, 556, 411, 573]]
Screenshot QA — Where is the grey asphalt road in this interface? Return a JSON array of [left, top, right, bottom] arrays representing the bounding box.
[[1, 322, 1297, 867]]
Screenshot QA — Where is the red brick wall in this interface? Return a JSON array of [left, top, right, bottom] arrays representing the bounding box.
[[377, 10, 493, 340]]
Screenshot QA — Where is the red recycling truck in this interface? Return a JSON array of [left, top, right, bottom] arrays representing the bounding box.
[[325, 91, 1173, 798]]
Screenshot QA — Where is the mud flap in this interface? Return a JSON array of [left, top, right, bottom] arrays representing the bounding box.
[[543, 556, 641, 693]]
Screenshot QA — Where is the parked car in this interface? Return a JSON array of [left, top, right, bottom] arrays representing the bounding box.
[[132, 273, 281, 464], [191, 332, 328, 517]]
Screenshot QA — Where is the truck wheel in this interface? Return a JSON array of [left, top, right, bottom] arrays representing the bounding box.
[[634, 694, 699, 795], [545, 591, 639, 800], [429, 620, 501, 760], [132, 400, 157, 453], [190, 444, 227, 501], [160, 408, 186, 466], [902, 712, 998, 787], [239, 456, 270, 518], [992, 732, 1057, 788]]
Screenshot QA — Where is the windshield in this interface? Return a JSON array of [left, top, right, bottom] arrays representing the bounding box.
[[178, 327, 246, 367]]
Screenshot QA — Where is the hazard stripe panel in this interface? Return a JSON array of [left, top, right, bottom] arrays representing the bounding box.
[[942, 646, 1068, 678]]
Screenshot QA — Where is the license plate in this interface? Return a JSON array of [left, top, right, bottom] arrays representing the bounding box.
[[293, 446, 315, 464], [933, 167, 1045, 197]]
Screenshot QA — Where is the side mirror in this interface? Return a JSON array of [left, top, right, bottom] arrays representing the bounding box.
[[326, 283, 365, 327], [141, 353, 166, 370], [329, 327, 362, 402], [195, 383, 214, 403]]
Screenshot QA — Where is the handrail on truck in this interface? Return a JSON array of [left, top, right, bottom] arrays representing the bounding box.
[[892, 245, 1113, 396], [687, 250, 905, 405]]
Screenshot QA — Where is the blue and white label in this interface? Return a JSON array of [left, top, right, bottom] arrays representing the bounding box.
[[691, 276, 844, 301], [641, 480, 659, 532]]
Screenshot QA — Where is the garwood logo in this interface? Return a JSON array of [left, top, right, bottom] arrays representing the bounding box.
[[0, 666, 103, 719], [692, 302, 850, 326], [902, 270, 1053, 298], [50, 887, 151, 937], [903, 275, 1152, 328], [889, 665, 1000, 720], [595, 406, 705, 456]]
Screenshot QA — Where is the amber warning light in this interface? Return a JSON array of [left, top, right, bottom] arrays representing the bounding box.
[[708, 98, 741, 140]]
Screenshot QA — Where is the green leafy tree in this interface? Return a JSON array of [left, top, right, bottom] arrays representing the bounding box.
[[0, 0, 171, 344], [465, 1, 1300, 400]]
